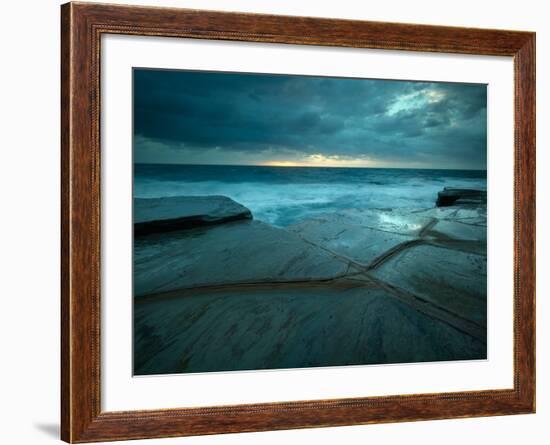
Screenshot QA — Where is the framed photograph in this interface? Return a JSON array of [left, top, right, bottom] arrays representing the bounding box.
[[61, 2, 535, 442]]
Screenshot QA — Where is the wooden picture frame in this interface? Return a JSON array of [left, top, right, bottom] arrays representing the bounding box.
[[61, 2, 535, 442]]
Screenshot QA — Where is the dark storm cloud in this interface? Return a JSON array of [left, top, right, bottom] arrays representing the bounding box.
[[133, 69, 487, 169]]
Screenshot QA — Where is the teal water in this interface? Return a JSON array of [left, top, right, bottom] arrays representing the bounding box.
[[134, 164, 487, 226]]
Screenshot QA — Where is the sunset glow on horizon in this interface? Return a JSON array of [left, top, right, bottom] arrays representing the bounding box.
[[260, 154, 376, 168]]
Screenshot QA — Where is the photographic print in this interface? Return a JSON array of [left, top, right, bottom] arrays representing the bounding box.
[[133, 68, 487, 376]]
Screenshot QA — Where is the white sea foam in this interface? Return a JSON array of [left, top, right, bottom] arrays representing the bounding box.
[[134, 173, 486, 227]]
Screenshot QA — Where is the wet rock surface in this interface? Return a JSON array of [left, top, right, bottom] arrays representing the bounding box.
[[134, 196, 252, 236], [289, 217, 415, 267], [371, 244, 487, 327], [134, 191, 487, 375], [134, 220, 355, 297], [135, 281, 485, 375]]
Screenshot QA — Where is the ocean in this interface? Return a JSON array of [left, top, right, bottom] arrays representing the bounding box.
[[134, 163, 487, 227]]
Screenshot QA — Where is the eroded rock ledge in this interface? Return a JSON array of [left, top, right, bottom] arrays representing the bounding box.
[[436, 187, 487, 207], [134, 195, 252, 236]]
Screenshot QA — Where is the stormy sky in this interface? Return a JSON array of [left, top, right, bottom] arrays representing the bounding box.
[[133, 69, 487, 170]]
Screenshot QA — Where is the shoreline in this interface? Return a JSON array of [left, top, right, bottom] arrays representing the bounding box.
[[133, 191, 487, 375]]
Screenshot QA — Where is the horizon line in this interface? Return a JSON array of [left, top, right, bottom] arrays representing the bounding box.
[[134, 162, 487, 172]]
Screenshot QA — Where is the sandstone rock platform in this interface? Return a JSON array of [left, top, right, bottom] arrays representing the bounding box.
[[133, 192, 488, 375]]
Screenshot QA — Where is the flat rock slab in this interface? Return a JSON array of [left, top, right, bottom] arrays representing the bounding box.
[[370, 244, 487, 327], [134, 195, 252, 235], [289, 215, 415, 267], [134, 282, 486, 375], [134, 220, 354, 296], [295, 209, 433, 236], [412, 207, 487, 226], [426, 220, 487, 242]]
